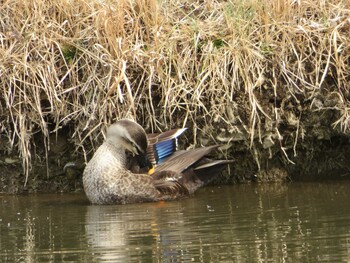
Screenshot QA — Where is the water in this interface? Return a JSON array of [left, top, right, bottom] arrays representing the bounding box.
[[1, 181, 350, 262]]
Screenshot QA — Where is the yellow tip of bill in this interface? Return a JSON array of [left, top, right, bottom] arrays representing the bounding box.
[[148, 166, 155, 175]]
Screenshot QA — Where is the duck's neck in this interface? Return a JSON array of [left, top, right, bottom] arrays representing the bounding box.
[[105, 139, 128, 167]]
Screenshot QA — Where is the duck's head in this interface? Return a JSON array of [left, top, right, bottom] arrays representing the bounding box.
[[106, 119, 152, 169]]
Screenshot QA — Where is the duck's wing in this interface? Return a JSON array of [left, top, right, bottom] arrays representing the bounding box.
[[147, 128, 187, 165], [193, 159, 235, 170], [151, 146, 234, 197], [153, 176, 190, 197], [154, 145, 219, 174], [147, 128, 187, 144]]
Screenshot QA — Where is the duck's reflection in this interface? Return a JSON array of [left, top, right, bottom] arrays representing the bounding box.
[[85, 205, 126, 261], [85, 201, 193, 262]]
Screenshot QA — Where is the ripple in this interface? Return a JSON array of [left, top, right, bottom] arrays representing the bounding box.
[[1, 183, 350, 262]]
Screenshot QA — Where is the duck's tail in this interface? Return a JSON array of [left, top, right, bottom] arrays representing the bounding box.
[[179, 159, 234, 194]]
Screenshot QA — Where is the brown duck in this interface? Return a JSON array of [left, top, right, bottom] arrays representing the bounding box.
[[83, 119, 233, 204]]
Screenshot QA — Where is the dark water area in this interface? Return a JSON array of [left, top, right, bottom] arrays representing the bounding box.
[[1, 181, 350, 262]]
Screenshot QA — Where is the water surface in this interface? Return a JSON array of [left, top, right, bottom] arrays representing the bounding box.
[[1, 181, 350, 262]]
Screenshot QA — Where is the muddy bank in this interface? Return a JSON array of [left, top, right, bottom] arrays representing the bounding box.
[[1, 137, 350, 194], [1, 112, 350, 194]]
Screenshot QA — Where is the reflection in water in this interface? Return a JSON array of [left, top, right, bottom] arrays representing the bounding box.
[[24, 212, 35, 263], [1, 182, 350, 262], [85, 201, 195, 262], [85, 205, 127, 262]]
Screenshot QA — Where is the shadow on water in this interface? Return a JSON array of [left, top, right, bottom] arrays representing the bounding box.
[[1, 181, 350, 262]]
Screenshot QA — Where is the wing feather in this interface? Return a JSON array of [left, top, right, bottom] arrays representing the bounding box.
[[155, 145, 218, 173]]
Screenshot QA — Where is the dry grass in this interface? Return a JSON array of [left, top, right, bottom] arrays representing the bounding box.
[[1, 0, 350, 181]]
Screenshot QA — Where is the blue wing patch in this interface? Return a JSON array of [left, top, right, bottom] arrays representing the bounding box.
[[154, 140, 176, 163]]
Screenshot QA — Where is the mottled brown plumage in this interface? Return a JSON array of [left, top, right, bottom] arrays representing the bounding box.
[[83, 119, 233, 205]]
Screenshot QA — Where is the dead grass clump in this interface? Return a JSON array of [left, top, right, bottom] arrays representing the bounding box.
[[1, 0, 350, 181]]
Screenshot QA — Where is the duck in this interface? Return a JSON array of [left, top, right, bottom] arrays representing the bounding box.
[[83, 119, 233, 205]]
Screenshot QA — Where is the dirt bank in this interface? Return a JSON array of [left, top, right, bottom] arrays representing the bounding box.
[[1, 106, 350, 194]]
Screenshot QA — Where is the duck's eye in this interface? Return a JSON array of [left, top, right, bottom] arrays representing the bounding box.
[[132, 146, 139, 156], [133, 143, 146, 156]]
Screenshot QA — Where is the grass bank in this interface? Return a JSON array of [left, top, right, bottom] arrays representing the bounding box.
[[1, 0, 350, 190]]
